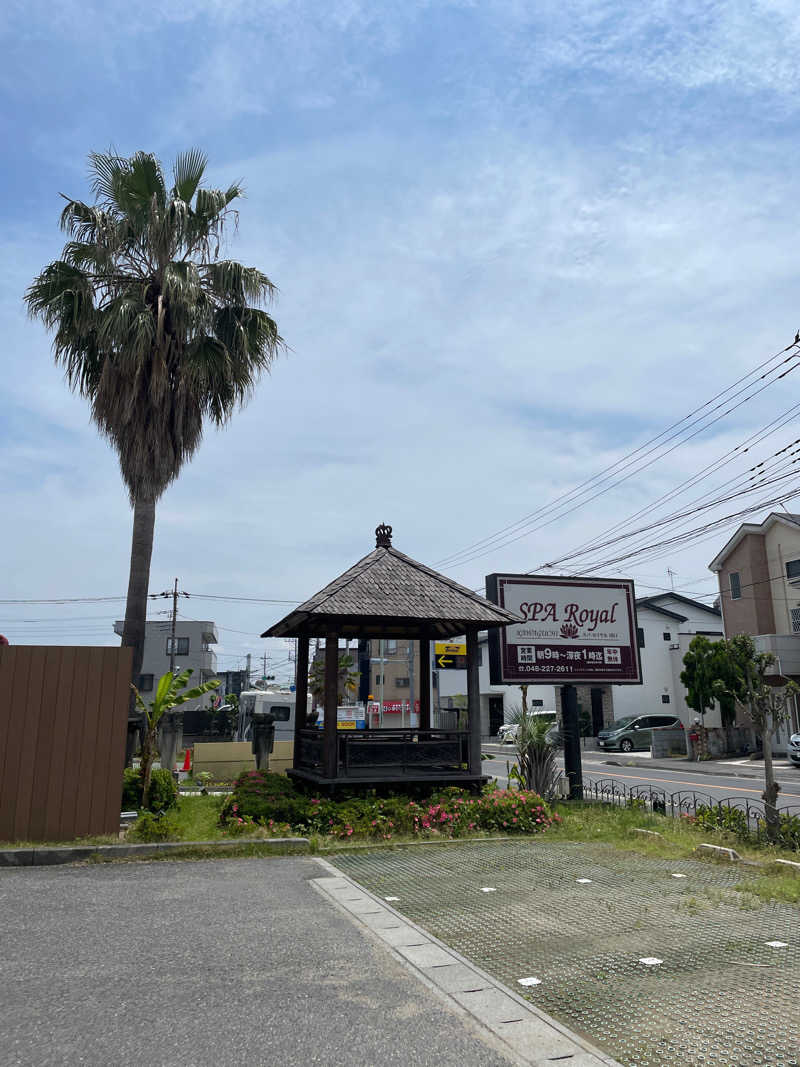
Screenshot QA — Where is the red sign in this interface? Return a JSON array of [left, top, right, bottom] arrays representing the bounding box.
[[382, 700, 420, 713], [486, 573, 642, 685]]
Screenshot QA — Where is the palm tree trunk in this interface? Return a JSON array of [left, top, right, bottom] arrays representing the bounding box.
[[121, 493, 156, 721]]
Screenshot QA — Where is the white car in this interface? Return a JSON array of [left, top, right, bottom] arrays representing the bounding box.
[[498, 723, 518, 744], [789, 733, 800, 767]]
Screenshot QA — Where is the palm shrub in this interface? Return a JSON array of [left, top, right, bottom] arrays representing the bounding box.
[[510, 708, 562, 800], [26, 150, 283, 694], [133, 669, 219, 808]]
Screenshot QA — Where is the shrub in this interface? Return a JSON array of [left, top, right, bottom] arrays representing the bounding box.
[[128, 811, 175, 842], [220, 770, 312, 827], [220, 776, 556, 841], [122, 767, 178, 813], [694, 804, 749, 839]]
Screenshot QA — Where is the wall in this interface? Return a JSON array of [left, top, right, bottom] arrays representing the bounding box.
[[763, 520, 800, 635], [718, 533, 774, 637], [0, 645, 132, 843]]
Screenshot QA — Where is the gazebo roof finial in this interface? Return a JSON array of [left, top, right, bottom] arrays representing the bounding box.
[[375, 523, 393, 548]]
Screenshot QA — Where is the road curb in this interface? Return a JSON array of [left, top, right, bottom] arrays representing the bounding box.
[[312, 856, 622, 1067], [0, 837, 310, 868]]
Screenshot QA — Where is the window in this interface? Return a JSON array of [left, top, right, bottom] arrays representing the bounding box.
[[662, 632, 671, 641], [166, 636, 189, 656], [791, 608, 800, 634], [531, 699, 544, 707], [374, 674, 383, 686], [729, 572, 741, 600], [386, 640, 397, 653], [653, 715, 679, 727], [137, 674, 154, 692], [396, 677, 410, 688], [637, 627, 645, 648], [787, 560, 800, 581], [269, 705, 291, 721], [661, 694, 671, 704]]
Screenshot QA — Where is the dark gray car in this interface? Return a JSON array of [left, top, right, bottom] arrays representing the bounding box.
[[597, 713, 683, 753]]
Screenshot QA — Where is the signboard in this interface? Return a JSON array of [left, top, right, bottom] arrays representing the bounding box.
[[434, 642, 467, 669], [486, 574, 642, 686], [315, 706, 367, 730]]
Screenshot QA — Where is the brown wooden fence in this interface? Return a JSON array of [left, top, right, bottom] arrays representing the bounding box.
[[0, 645, 133, 843]]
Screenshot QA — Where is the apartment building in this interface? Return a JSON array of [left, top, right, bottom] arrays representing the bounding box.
[[113, 618, 219, 712]]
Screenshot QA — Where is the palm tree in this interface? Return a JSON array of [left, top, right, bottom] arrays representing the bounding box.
[[26, 150, 283, 701]]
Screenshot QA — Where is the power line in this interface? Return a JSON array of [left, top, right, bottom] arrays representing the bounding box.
[[437, 338, 800, 571]]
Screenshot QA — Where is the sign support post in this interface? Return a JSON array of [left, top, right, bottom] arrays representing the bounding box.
[[561, 684, 583, 800]]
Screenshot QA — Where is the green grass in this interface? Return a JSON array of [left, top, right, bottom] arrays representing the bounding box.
[[168, 794, 228, 840]]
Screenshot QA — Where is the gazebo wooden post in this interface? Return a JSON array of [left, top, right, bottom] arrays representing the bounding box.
[[324, 630, 339, 779], [466, 628, 481, 776], [419, 638, 431, 731], [292, 637, 309, 766]]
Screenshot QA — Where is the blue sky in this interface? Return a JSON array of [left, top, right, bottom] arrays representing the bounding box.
[[3, 1, 800, 678]]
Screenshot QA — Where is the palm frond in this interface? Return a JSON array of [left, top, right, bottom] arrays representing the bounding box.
[[171, 148, 207, 203], [202, 261, 276, 305], [88, 151, 130, 205], [25, 260, 95, 332]]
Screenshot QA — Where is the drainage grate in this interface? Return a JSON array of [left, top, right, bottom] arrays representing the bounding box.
[[332, 840, 800, 1067]]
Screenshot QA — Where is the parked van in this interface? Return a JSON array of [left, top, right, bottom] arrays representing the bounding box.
[[235, 689, 311, 743]]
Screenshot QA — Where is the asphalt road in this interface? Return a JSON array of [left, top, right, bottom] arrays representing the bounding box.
[[0, 857, 515, 1067], [482, 744, 800, 811]]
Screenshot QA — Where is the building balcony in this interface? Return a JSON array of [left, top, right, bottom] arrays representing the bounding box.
[[752, 634, 800, 679]]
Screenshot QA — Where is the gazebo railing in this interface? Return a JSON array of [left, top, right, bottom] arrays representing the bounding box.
[[294, 728, 471, 777]]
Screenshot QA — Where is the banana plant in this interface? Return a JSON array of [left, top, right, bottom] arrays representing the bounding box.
[[133, 669, 219, 808]]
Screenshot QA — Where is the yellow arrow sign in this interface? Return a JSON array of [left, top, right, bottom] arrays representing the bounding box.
[[434, 642, 467, 670]]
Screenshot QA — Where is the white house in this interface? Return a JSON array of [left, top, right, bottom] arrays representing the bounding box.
[[612, 593, 724, 728]]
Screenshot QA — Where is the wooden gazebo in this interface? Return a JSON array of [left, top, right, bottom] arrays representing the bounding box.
[[261, 524, 519, 791]]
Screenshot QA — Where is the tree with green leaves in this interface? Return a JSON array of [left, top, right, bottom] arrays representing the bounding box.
[[309, 653, 360, 705], [133, 669, 219, 808], [720, 634, 799, 840], [680, 634, 737, 756], [26, 150, 283, 700]]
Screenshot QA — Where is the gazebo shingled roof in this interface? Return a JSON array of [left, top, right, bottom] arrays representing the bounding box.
[[261, 524, 519, 640]]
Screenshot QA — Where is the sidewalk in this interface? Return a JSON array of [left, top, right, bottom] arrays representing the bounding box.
[[597, 753, 795, 779]]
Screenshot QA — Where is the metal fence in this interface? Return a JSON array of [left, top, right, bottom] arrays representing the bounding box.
[[583, 776, 800, 849]]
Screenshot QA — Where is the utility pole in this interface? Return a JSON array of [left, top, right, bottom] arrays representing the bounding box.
[[667, 568, 676, 591], [262, 649, 268, 679], [246, 653, 251, 688], [407, 639, 415, 728], [169, 578, 179, 673], [379, 638, 385, 727]]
